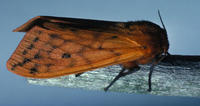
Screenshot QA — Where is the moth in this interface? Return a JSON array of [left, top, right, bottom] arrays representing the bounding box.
[[7, 11, 169, 92]]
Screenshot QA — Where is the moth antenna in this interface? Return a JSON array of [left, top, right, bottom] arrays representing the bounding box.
[[158, 10, 169, 56], [158, 10, 167, 33]]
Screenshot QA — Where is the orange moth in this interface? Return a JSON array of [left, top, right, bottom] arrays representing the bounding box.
[[7, 11, 169, 91]]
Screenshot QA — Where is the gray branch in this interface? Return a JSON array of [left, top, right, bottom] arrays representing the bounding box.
[[28, 55, 200, 97]]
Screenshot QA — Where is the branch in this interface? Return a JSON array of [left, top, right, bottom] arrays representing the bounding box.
[[28, 54, 200, 97]]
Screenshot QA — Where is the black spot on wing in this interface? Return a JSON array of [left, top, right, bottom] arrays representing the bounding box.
[[33, 37, 39, 42], [62, 53, 71, 58], [111, 35, 118, 39], [143, 46, 147, 49], [46, 64, 52, 67], [23, 58, 31, 64], [37, 30, 42, 34], [27, 44, 34, 50], [47, 50, 52, 54], [34, 53, 40, 59], [49, 34, 59, 38], [35, 30, 42, 35], [98, 45, 102, 50], [11, 64, 17, 71], [52, 45, 57, 49], [30, 67, 38, 74], [11, 58, 32, 71], [22, 50, 27, 55], [114, 53, 121, 56], [17, 63, 23, 67]]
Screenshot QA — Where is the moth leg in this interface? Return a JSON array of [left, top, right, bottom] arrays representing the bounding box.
[[75, 72, 84, 77], [147, 64, 155, 92], [104, 65, 140, 91], [148, 54, 167, 92]]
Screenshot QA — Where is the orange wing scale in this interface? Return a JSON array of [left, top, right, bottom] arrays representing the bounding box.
[[7, 21, 145, 78]]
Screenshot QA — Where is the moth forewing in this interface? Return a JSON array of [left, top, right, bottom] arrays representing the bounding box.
[[7, 24, 145, 78]]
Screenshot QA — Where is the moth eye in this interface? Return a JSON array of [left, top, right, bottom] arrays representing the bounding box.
[[62, 53, 71, 58]]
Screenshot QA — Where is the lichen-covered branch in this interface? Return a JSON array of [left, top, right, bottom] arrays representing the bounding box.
[[28, 55, 200, 97]]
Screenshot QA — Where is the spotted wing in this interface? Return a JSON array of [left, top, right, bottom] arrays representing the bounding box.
[[7, 16, 145, 78]]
